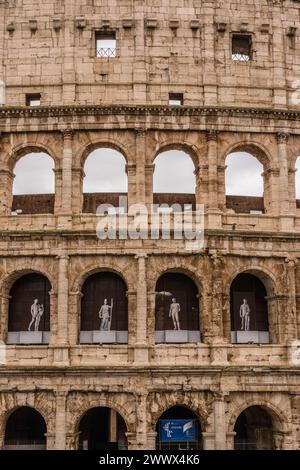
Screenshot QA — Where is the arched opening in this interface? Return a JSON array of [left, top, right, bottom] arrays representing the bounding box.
[[225, 152, 264, 214], [156, 406, 202, 450], [4, 407, 47, 450], [155, 272, 200, 343], [78, 407, 127, 450], [7, 273, 51, 344], [153, 150, 196, 211], [295, 156, 300, 209], [12, 152, 55, 214], [80, 272, 128, 344], [83, 148, 128, 213], [230, 273, 269, 344], [234, 406, 278, 450]]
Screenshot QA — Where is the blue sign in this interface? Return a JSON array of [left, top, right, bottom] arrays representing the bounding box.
[[160, 419, 196, 442]]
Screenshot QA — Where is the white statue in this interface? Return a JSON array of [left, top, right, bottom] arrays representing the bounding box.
[[240, 298, 250, 331], [28, 299, 44, 332], [169, 297, 181, 330], [99, 298, 113, 331]]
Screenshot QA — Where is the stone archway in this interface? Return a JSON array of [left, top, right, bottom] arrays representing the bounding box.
[[155, 405, 203, 451], [78, 407, 128, 450], [3, 406, 47, 450], [233, 405, 280, 450]]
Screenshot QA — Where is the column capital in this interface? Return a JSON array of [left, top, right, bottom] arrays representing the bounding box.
[[0, 168, 14, 179], [126, 163, 137, 175], [55, 389, 69, 398], [135, 127, 147, 137], [56, 254, 70, 261], [62, 127, 74, 139], [145, 164, 155, 173], [277, 132, 289, 144], [70, 290, 83, 297], [262, 167, 280, 177], [135, 253, 148, 260], [206, 129, 218, 141], [284, 256, 298, 268]]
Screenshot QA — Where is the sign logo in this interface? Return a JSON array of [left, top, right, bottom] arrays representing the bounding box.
[[160, 419, 196, 442]]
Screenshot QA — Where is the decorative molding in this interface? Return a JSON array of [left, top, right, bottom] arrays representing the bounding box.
[[1, 105, 300, 123]]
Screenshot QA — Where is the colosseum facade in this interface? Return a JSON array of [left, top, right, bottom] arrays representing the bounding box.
[[0, 0, 300, 451]]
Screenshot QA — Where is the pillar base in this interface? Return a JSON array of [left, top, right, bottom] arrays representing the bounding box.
[[206, 210, 222, 229], [202, 432, 215, 450], [52, 346, 70, 366], [209, 340, 229, 366], [286, 340, 300, 366], [134, 344, 149, 364], [279, 215, 295, 232], [56, 214, 73, 229]]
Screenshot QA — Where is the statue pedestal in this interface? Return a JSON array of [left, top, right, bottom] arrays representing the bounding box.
[[155, 330, 201, 343], [231, 331, 269, 344], [79, 330, 128, 344], [7, 331, 50, 344]]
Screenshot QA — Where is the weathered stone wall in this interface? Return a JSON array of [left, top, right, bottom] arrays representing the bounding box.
[[0, 0, 300, 451], [0, 0, 300, 107]]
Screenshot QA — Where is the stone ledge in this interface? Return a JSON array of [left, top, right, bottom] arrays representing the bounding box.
[[0, 105, 300, 121]]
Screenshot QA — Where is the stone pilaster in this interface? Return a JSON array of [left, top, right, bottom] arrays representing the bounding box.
[[194, 164, 208, 208], [68, 291, 82, 346], [262, 167, 280, 215], [272, 11, 287, 107], [209, 253, 226, 342], [290, 394, 300, 450], [55, 391, 67, 450], [0, 293, 10, 342], [284, 258, 298, 344], [72, 167, 85, 213], [62, 1, 76, 104], [59, 128, 73, 215], [52, 254, 69, 365], [277, 133, 290, 216], [134, 254, 148, 362], [213, 393, 227, 450], [206, 130, 219, 211], [127, 290, 137, 348], [133, 11, 146, 103], [202, 6, 217, 105], [135, 392, 149, 449], [126, 163, 137, 208], [0, 169, 14, 215], [53, 168, 62, 214]]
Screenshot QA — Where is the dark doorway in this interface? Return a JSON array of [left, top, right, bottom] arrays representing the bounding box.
[[156, 406, 202, 450], [234, 406, 276, 450], [4, 406, 46, 450], [78, 407, 128, 450]]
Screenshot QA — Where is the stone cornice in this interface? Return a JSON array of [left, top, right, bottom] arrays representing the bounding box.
[[1, 104, 300, 122]]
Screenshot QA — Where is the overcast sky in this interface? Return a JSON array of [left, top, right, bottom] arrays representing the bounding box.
[[12, 149, 300, 198]]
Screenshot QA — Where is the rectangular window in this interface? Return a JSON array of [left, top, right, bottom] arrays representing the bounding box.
[[169, 93, 184, 106], [26, 93, 41, 107], [96, 31, 116, 58], [232, 35, 252, 62]]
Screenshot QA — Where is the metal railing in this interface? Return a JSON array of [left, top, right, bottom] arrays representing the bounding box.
[[232, 52, 251, 62], [96, 47, 116, 58]]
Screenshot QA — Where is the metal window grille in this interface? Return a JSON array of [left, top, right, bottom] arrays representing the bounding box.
[[232, 35, 252, 61], [96, 32, 116, 58]]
